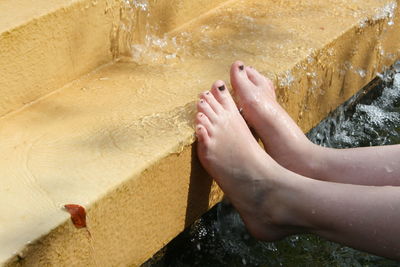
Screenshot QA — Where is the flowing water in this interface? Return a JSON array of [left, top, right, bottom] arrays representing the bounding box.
[[111, 0, 183, 64], [144, 63, 400, 266]]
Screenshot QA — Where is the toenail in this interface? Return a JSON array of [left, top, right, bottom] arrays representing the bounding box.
[[200, 99, 204, 104], [206, 91, 210, 95], [239, 65, 244, 71], [218, 85, 226, 91]]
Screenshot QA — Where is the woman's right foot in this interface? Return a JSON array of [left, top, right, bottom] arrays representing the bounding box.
[[230, 61, 321, 177]]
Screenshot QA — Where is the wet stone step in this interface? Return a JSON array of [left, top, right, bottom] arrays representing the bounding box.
[[1, 0, 400, 266]]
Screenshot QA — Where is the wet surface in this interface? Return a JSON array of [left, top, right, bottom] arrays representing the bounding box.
[[2, 0, 400, 264], [144, 62, 400, 266]]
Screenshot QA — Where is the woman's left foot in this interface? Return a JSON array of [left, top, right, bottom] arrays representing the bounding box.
[[195, 80, 298, 241]]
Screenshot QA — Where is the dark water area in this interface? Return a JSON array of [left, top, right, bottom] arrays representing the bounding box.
[[308, 62, 400, 149], [145, 62, 400, 267]]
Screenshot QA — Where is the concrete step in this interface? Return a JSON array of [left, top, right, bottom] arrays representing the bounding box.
[[1, 0, 399, 266], [0, 0, 229, 117]]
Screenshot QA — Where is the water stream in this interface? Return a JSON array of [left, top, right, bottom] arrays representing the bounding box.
[[111, 0, 182, 64], [145, 62, 400, 266]]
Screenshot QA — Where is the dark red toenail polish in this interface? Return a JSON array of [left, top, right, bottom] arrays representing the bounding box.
[[239, 65, 244, 71], [218, 85, 226, 91], [200, 99, 204, 103], [206, 91, 210, 95]]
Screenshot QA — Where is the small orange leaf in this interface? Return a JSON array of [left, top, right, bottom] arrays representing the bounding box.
[[64, 204, 87, 228]]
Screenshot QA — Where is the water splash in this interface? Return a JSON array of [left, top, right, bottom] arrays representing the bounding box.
[[111, 0, 150, 57], [356, 68, 367, 78], [394, 73, 400, 88], [308, 61, 400, 148], [111, 0, 182, 64], [373, 1, 397, 26], [279, 70, 295, 88]]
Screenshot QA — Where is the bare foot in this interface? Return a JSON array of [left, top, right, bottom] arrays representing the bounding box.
[[195, 80, 299, 241], [230, 61, 320, 178]]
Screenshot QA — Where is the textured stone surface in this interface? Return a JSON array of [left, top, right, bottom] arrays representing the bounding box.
[[1, 0, 399, 266]]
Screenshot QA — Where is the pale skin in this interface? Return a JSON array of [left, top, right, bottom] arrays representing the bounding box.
[[195, 61, 400, 260]]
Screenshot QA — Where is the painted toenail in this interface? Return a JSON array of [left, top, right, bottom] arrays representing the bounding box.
[[218, 85, 226, 91], [206, 91, 210, 95], [239, 65, 244, 71], [200, 99, 204, 104]]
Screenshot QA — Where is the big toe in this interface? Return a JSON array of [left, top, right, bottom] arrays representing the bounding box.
[[230, 61, 254, 93], [246, 66, 268, 87], [246, 66, 276, 98]]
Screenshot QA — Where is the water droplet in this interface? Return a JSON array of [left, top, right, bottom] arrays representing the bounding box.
[[311, 209, 316, 214], [357, 69, 366, 78], [385, 165, 393, 173], [394, 73, 400, 88]]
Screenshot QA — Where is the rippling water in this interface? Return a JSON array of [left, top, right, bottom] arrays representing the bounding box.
[[145, 62, 400, 267], [308, 61, 400, 149]]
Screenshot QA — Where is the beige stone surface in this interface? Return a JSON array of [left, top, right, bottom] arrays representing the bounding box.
[[0, 0, 115, 117], [1, 0, 400, 266], [0, 0, 230, 118]]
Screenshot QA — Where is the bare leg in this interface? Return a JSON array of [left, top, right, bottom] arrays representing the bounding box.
[[195, 85, 400, 260], [230, 61, 400, 186], [272, 174, 400, 260]]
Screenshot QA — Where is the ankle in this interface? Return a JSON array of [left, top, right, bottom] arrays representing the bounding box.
[[272, 139, 313, 174], [265, 168, 310, 227], [242, 164, 312, 241], [300, 143, 329, 179]]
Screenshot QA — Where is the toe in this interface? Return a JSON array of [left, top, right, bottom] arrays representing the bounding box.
[[196, 124, 210, 145], [230, 61, 254, 93], [265, 78, 277, 98], [210, 80, 238, 112], [246, 66, 267, 86], [197, 99, 218, 123], [200, 90, 223, 114], [247, 67, 276, 94], [196, 112, 213, 135]]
